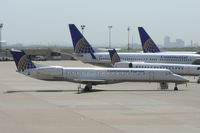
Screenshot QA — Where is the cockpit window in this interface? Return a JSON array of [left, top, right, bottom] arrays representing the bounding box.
[[197, 67, 200, 70], [166, 71, 174, 75], [170, 71, 174, 75]]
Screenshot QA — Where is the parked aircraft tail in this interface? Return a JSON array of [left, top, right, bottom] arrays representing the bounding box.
[[69, 24, 95, 54], [8, 49, 36, 71], [108, 49, 121, 65], [138, 27, 160, 53]]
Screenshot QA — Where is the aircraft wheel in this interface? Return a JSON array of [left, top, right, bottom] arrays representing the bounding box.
[[160, 82, 168, 90], [174, 86, 178, 91], [84, 85, 92, 91]]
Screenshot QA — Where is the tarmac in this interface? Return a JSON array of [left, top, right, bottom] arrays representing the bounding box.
[[0, 60, 200, 133]]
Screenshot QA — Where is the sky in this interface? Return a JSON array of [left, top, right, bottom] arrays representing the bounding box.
[[0, 0, 200, 47]]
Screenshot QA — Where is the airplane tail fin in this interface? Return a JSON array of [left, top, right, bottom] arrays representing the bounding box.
[[108, 49, 121, 65], [138, 27, 160, 53], [68, 24, 95, 54], [8, 49, 36, 71], [90, 52, 96, 59]]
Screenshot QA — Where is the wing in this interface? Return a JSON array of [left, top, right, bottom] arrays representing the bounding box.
[[54, 51, 78, 60], [73, 79, 107, 85]]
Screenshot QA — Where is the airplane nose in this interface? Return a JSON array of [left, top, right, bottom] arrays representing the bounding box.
[[174, 74, 189, 82]]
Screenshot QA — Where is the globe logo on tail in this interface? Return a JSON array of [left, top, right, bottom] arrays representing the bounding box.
[[17, 55, 36, 71], [111, 53, 120, 65], [75, 38, 94, 53], [143, 39, 159, 53]]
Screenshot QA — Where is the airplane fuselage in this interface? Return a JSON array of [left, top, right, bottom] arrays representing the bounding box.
[[77, 52, 200, 66], [21, 66, 188, 85], [114, 62, 200, 76]]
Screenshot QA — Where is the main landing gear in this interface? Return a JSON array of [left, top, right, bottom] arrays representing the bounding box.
[[84, 84, 92, 91], [77, 84, 92, 94], [197, 77, 200, 84], [160, 82, 169, 90]]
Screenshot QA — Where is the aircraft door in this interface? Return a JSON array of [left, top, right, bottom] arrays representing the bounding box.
[[129, 63, 133, 68]]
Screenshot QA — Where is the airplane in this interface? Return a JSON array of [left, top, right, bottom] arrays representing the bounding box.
[[8, 49, 188, 91], [138, 27, 200, 54], [68, 24, 200, 66], [108, 49, 200, 86]]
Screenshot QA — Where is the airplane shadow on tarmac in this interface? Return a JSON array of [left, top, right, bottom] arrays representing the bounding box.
[[5, 88, 183, 94]]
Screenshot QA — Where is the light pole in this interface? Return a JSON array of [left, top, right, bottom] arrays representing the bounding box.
[[0, 23, 3, 52], [108, 26, 112, 48], [80, 25, 86, 35], [127, 26, 130, 51], [132, 31, 134, 49]]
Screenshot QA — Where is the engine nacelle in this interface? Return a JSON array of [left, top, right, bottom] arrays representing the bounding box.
[[196, 50, 200, 54], [37, 67, 63, 77], [114, 62, 133, 68], [192, 58, 200, 65]]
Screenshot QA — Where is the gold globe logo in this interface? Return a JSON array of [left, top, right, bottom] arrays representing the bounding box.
[[112, 53, 120, 65], [75, 38, 93, 53], [17, 55, 35, 71], [143, 39, 159, 52]]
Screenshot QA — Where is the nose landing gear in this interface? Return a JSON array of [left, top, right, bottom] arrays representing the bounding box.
[[174, 83, 178, 91]]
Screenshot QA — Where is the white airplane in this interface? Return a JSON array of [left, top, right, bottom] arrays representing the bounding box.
[[68, 24, 200, 67], [108, 49, 200, 88], [138, 27, 200, 54], [9, 49, 188, 91]]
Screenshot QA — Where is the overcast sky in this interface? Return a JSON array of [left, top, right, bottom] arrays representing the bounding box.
[[0, 0, 200, 46]]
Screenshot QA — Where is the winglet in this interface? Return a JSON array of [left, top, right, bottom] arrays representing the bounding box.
[[8, 49, 36, 71], [68, 24, 95, 54], [108, 49, 121, 65], [138, 27, 160, 53]]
